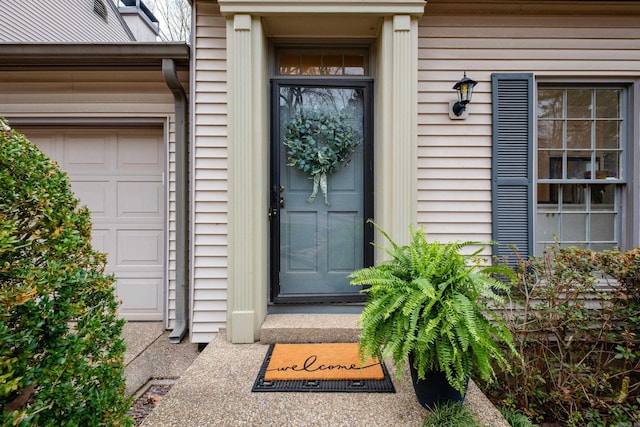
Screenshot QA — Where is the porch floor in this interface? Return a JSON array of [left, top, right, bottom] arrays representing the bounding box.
[[140, 315, 509, 426]]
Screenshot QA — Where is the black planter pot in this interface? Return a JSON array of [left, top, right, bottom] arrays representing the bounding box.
[[408, 353, 468, 409]]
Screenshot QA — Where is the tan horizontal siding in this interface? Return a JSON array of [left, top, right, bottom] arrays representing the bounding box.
[[191, 0, 228, 344], [417, 7, 640, 245]]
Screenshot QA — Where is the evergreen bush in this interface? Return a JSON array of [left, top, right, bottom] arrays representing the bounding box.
[[0, 119, 132, 426]]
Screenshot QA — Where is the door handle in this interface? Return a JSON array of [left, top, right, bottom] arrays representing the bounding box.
[[279, 185, 285, 208]]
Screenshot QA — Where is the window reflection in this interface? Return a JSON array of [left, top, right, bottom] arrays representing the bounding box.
[[536, 87, 623, 252], [277, 51, 367, 76]]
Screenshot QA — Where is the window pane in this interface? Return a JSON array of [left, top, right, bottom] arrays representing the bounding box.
[[301, 55, 322, 75], [591, 213, 615, 241], [591, 243, 617, 251], [567, 89, 592, 118], [538, 89, 563, 118], [344, 55, 365, 75], [537, 183, 558, 205], [566, 154, 593, 179], [562, 213, 587, 241], [323, 55, 343, 75], [566, 120, 591, 149], [279, 54, 300, 75], [596, 120, 620, 150], [562, 184, 586, 205], [596, 89, 621, 118], [538, 120, 562, 149], [539, 150, 563, 179], [536, 211, 559, 243], [591, 184, 615, 207], [277, 50, 368, 76], [599, 151, 619, 178]]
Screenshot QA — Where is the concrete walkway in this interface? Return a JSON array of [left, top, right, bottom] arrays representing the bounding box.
[[137, 330, 509, 427], [123, 322, 199, 397]]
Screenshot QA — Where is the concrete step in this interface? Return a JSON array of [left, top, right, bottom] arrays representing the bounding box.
[[259, 313, 362, 344]]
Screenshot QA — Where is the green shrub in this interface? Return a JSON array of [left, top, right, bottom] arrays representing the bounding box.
[[422, 401, 481, 427], [498, 406, 536, 427], [0, 119, 132, 426], [486, 245, 640, 426]]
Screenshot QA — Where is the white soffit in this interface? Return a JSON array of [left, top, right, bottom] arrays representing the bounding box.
[[262, 15, 382, 38]]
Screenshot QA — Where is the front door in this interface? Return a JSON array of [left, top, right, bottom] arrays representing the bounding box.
[[271, 81, 373, 303]]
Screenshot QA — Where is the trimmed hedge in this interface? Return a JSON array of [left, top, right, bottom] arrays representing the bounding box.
[[0, 119, 132, 426]]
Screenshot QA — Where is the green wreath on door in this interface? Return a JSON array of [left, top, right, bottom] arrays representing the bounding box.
[[283, 109, 362, 205]]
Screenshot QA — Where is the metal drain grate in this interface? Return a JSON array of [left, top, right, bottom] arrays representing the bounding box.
[[128, 379, 178, 425], [252, 344, 396, 393]]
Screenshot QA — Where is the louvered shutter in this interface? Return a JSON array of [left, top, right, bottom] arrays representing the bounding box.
[[491, 73, 534, 267]]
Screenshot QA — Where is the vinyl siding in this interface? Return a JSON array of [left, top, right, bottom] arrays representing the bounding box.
[[416, 8, 640, 244], [191, 0, 228, 343], [0, 0, 134, 42], [0, 69, 186, 327]]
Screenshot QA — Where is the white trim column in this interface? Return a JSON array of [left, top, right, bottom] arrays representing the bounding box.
[[227, 14, 268, 343], [376, 14, 418, 247]]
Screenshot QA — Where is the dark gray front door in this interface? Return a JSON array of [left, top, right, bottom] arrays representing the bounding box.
[[271, 81, 373, 303]]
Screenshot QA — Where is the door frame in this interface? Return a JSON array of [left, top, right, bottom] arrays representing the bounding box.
[[269, 78, 374, 304]]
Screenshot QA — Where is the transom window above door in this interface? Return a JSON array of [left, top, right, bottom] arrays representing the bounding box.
[[276, 49, 369, 76]]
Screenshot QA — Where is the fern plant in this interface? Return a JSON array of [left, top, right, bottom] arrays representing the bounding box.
[[349, 222, 518, 396]]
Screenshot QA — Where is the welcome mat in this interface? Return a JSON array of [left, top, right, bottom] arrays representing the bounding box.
[[252, 343, 395, 393]]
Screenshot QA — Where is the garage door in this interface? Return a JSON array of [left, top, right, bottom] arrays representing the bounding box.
[[23, 128, 165, 321]]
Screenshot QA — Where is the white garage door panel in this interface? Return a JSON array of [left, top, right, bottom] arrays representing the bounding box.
[[118, 135, 163, 170], [90, 229, 109, 255], [117, 180, 163, 217], [117, 230, 163, 266], [117, 279, 163, 311], [64, 134, 110, 171], [24, 128, 165, 321], [30, 135, 55, 157], [71, 180, 110, 216]]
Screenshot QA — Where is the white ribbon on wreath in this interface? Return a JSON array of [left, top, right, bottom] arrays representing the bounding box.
[[282, 109, 362, 206]]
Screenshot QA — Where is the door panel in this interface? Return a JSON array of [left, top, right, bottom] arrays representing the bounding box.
[[272, 82, 372, 303]]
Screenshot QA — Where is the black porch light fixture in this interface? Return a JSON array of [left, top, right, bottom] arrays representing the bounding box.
[[450, 72, 477, 118]]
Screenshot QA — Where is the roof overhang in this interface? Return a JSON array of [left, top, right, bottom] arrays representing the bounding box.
[[217, 0, 427, 17], [0, 43, 190, 69], [216, 0, 426, 38]]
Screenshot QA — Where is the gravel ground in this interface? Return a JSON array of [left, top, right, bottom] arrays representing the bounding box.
[[127, 384, 174, 426]]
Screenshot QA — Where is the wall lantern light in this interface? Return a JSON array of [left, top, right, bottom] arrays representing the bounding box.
[[449, 72, 477, 120]]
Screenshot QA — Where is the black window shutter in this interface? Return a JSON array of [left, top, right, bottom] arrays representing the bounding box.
[[491, 73, 534, 267]]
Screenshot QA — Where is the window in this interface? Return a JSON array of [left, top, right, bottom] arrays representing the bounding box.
[[492, 74, 633, 266], [276, 49, 368, 76], [536, 87, 624, 252]]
